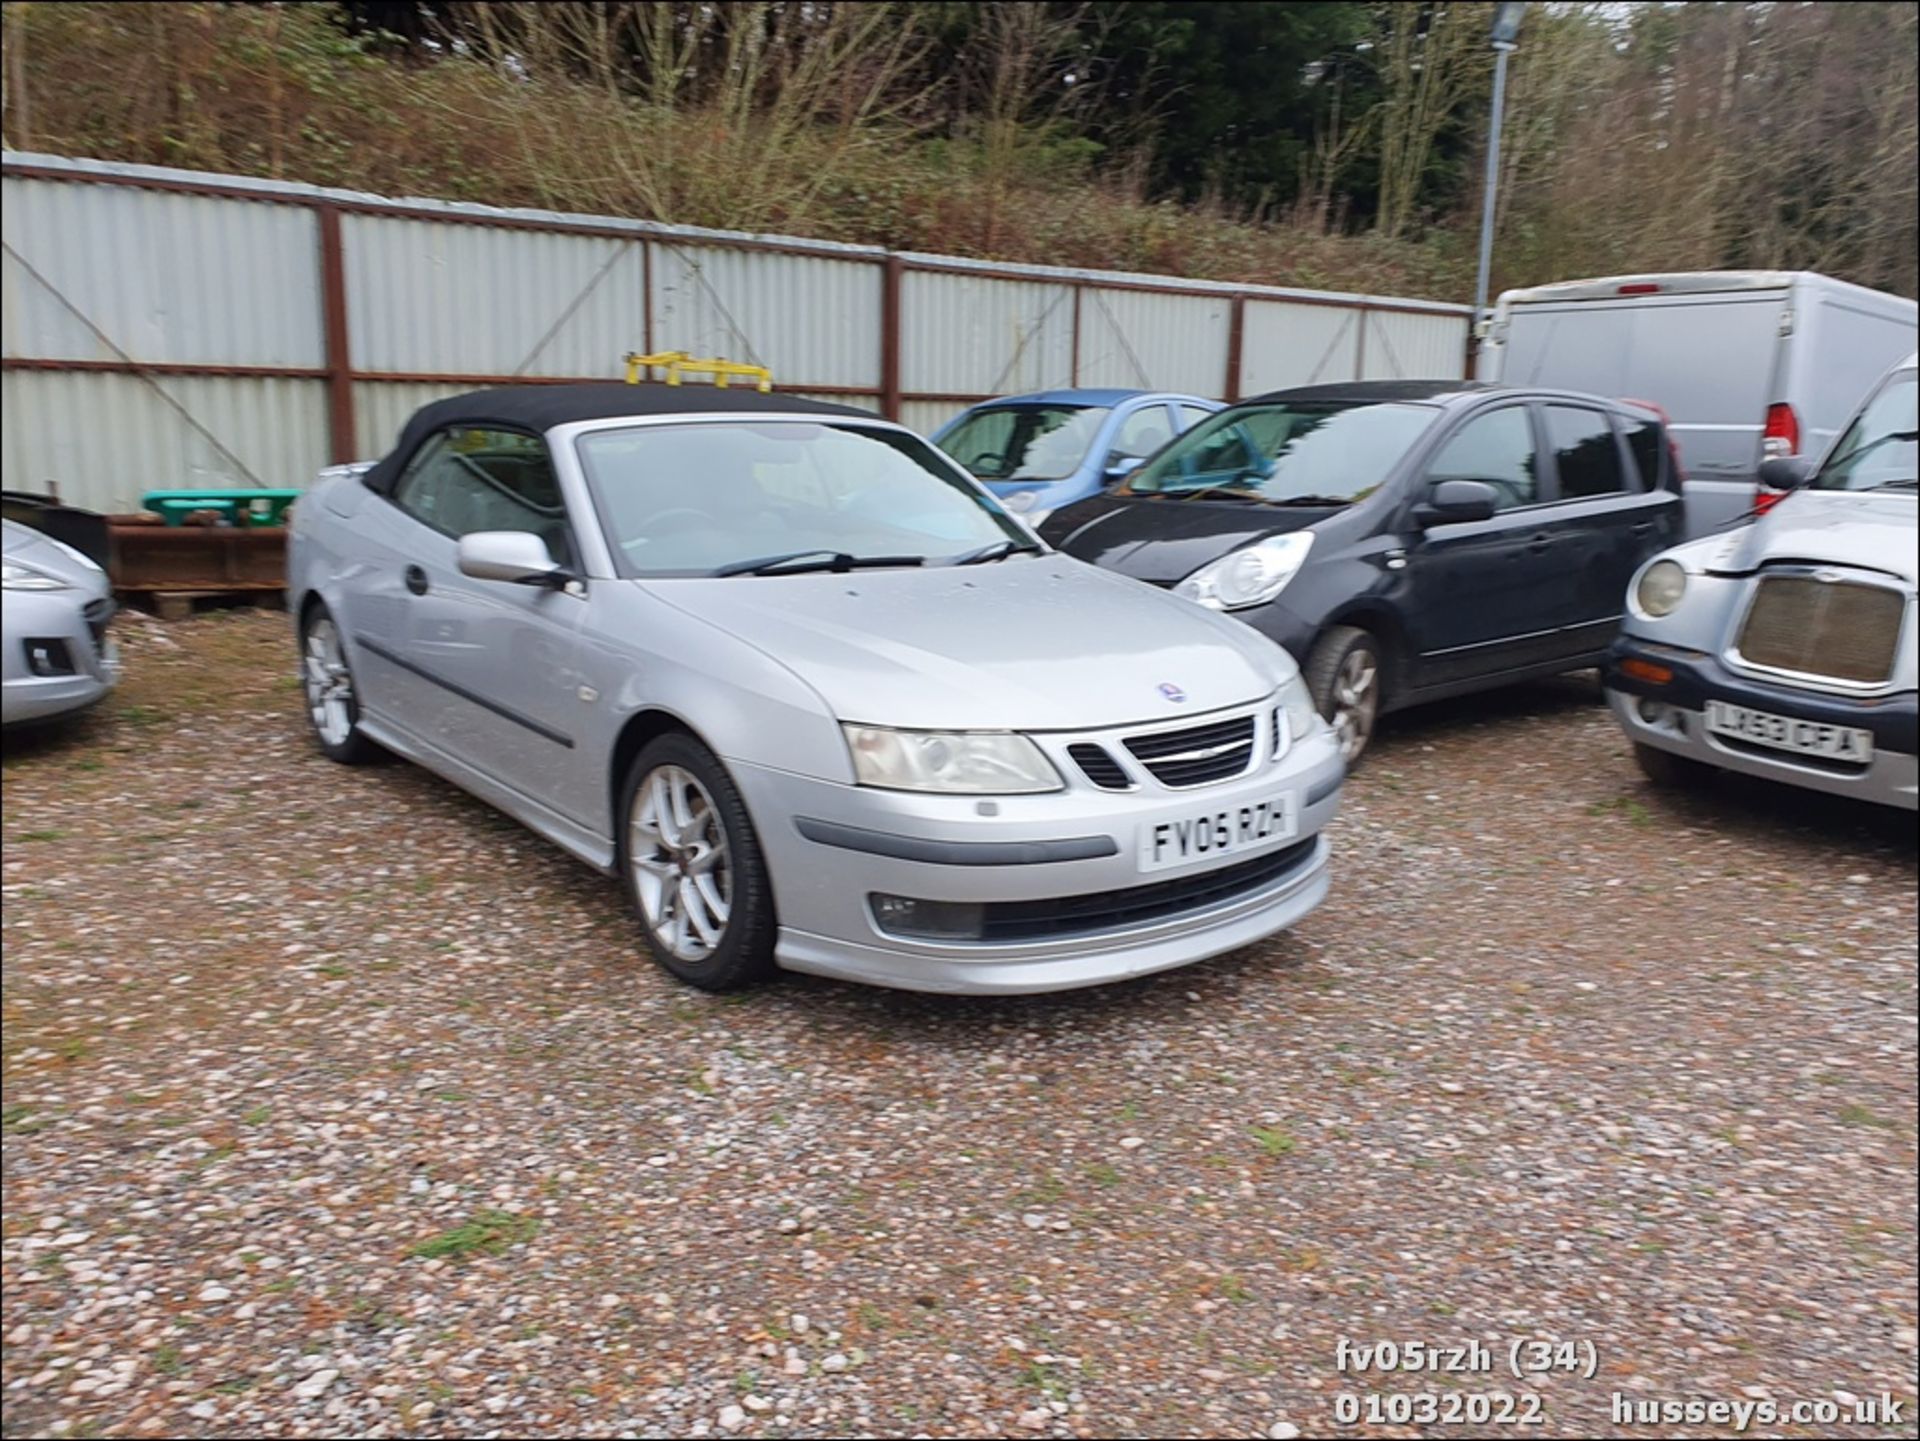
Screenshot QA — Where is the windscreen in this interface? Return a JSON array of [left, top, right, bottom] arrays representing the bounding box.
[[578, 421, 1028, 576], [936, 405, 1110, 481], [1121, 400, 1437, 505]]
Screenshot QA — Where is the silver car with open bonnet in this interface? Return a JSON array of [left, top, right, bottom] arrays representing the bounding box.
[[1605, 355, 1917, 809], [287, 385, 1344, 993]]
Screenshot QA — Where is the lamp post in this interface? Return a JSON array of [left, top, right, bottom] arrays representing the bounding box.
[[1473, 2, 1527, 367]]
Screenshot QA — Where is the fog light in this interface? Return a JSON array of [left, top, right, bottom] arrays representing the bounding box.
[[25, 639, 75, 677], [870, 894, 985, 941], [1637, 698, 1677, 727]]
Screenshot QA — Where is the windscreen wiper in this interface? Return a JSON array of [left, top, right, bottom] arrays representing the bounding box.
[[952, 539, 1042, 566], [1162, 484, 1268, 503], [713, 550, 926, 577]]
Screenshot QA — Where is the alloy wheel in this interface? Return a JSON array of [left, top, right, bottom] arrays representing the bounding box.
[[629, 765, 733, 962], [303, 616, 355, 747], [1330, 648, 1377, 762]]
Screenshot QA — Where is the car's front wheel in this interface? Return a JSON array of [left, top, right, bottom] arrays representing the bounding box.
[[619, 734, 777, 991], [299, 603, 380, 764], [1306, 625, 1383, 766]]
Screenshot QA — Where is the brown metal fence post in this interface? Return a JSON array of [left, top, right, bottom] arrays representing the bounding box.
[[1225, 294, 1246, 402], [880, 256, 904, 420], [317, 205, 356, 462]]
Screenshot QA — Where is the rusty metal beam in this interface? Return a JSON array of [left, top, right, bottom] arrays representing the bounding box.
[[880, 256, 904, 421], [1224, 294, 1246, 402], [1, 357, 327, 379], [317, 205, 356, 463]]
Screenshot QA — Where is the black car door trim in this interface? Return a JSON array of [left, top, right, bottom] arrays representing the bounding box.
[[353, 634, 575, 750]]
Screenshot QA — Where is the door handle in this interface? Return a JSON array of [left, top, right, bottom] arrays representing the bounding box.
[[404, 564, 429, 596], [1526, 532, 1554, 553], [1631, 521, 1657, 536]]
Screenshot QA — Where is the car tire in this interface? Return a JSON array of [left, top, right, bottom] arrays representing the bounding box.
[[1632, 741, 1712, 789], [1306, 625, 1383, 766], [618, 733, 778, 992], [299, 602, 381, 765]]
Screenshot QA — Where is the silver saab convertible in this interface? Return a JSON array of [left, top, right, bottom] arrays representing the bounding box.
[[287, 385, 1345, 993]]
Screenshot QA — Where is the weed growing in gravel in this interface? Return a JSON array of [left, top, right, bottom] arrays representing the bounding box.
[[241, 1107, 271, 1126], [151, 1345, 185, 1375], [1250, 1125, 1297, 1157], [1588, 795, 1653, 827], [1084, 1162, 1120, 1186], [411, 1209, 538, 1260], [1217, 1274, 1251, 1302], [1838, 1103, 1896, 1129]]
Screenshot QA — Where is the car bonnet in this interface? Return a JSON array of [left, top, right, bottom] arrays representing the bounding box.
[[640, 555, 1289, 732]]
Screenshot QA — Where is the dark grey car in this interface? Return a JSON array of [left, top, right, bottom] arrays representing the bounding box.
[[1038, 381, 1685, 762]]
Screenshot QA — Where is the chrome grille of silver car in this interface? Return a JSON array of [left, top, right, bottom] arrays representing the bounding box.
[[1121, 714, 1258, 788], [1735, 575, 1904, 685]]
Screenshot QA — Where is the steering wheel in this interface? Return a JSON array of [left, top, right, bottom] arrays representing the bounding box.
[[636, 506, 717, 536]]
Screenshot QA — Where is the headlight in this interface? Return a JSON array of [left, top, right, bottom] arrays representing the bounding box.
[[842, 725, 1063, 794], [1, 562, 71, 592], [1275, 671, 1318, 752], [1636, 559, 1687, 617], [1174, 533, 1314, 611]]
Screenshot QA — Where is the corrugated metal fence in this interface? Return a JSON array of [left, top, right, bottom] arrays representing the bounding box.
[[2, 152, 1473, 514]]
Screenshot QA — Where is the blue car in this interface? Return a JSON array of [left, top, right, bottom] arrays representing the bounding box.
[[932, 389, 1221, 524]]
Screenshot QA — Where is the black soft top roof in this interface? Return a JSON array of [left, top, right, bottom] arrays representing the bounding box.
[[1241, 379, 1494, 405], [364, 383, 877, 492]]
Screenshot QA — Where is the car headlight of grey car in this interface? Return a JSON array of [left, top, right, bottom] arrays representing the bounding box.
[[1276, 671, 1318, 747], [1, 561, 72, 591], [1635, 559, 1687, 618], [1175, 533, 1314, 611], [842, 724, 1064, 794]]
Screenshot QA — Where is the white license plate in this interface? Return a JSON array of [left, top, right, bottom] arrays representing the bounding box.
[[1139, 794, 1298, 873], [1704, 700, 1874, 761]]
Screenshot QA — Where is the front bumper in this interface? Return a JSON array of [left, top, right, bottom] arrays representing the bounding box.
[[731, 721, 1345, 994], [1604, 637, 1918, 810], [1, 589, 120, 728]]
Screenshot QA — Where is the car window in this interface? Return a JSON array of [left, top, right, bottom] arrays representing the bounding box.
[[1178, 404, 1213, 429], [1426, 407, 1539, 512], [1620, 414, 1666, 491], [577, 421, 1028, 576], [393, 427, 574, 562], [1545, 406, 1632, 499], [936, 405, 1111, 481], [1110, 405, 1174, 464]]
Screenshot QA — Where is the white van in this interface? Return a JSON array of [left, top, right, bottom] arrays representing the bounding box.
[[1481, 271, 1917, 536]]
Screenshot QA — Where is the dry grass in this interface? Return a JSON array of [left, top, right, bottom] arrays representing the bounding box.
[[0, 1, 1465, 300]]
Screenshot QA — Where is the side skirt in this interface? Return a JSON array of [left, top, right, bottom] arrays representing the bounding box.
[[357, 715, 617, 874]]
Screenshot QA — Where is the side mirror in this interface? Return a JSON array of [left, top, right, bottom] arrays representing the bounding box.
[[457, 530, 563, 586], [1414, 479, 1499, 527], [1104, 456, 1146, 484], [1757, 455, 1812, 491]]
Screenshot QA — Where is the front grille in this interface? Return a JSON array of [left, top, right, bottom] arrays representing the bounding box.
[[977, 838, 1317, 941], [1068, 742, 1131, 790], [1122, 714, 1257, 788], [1736, 575, 1903, 685], [82, 597, 115, 658]]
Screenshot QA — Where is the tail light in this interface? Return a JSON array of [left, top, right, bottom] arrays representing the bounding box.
[[1762, 403, 1800, 458], [1755, 403, 1800, 514]]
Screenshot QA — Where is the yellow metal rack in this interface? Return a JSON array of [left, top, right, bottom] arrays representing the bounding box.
[[623, 351, 773, 392]]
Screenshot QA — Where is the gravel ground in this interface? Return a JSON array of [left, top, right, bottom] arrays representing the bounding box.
[[3, 608, 1915, 1440]]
